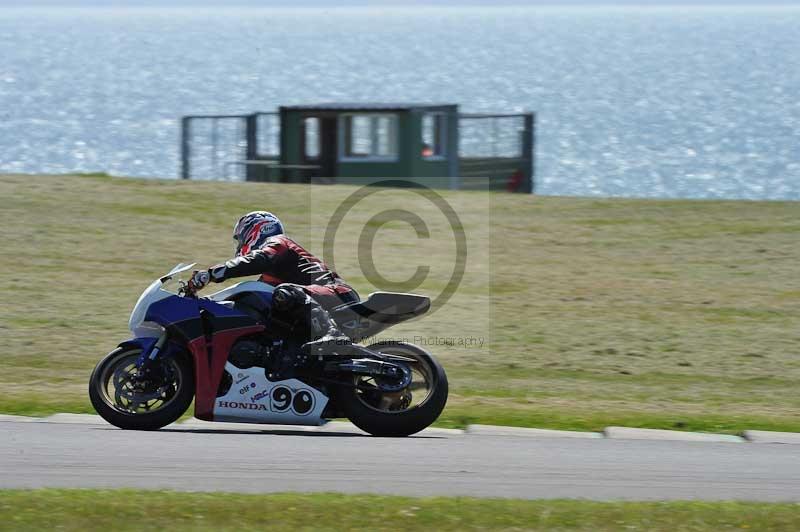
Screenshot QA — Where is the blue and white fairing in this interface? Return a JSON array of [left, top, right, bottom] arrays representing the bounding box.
[[127, 263, 275, 339], [128, 263, 196, 337], [121, 263, 330, 425]]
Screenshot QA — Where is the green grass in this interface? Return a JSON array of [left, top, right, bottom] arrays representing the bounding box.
[[1, 173, 799, 433], [1, 490, 799, 531]]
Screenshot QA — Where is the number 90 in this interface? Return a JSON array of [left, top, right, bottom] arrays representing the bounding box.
[[270, 386, 315, 416]]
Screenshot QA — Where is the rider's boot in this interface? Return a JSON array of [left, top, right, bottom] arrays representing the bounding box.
[[272, 284, 353, 358], [301, 306, 353, 357]]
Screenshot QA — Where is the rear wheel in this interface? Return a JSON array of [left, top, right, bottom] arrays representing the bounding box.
[[89, 346, 194, 430], [335, 342, 448, 437]]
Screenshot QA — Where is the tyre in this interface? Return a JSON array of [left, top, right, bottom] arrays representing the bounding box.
[[335, 342, 448, 437], [89, 346, 194, 430]]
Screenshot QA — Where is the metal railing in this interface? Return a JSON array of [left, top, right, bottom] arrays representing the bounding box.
[[457, 112, 535, 193], [222, 160, 324, 183], [181, 112, 279, 181]]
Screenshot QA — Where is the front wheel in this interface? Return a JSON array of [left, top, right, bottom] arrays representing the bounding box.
[[89, 346, 194, 430], [335, 342, 448, 437]]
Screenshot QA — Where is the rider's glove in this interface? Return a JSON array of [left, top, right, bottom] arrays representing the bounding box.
[[188, 270, 211, 292]]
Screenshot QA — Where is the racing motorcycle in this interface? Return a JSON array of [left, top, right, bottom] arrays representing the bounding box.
[[89, 264, 448, 437]]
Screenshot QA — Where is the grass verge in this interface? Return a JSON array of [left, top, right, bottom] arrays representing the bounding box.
[[1, 174, 799, 433], [1, 489, 799, 531]]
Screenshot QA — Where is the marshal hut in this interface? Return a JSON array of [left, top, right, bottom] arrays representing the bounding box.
[[181, 102, 535, 193]]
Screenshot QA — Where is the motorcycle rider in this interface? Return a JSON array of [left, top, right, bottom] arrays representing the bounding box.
[[187, 211, 358, 356]]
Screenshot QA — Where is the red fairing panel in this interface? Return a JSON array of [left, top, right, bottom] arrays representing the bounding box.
[[189, 325, 265, 420]]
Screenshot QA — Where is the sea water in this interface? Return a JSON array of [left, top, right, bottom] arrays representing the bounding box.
[[0, 6, 798, 199]]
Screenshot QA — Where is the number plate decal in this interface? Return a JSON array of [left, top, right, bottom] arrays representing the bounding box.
[[213, 362, 328, 425]]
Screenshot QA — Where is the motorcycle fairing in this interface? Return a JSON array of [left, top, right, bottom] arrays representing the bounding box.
[[206, 281, 275, 302], [142, 295, 265, 420], [333, 292, 431, 342], [213, 362, 329, 425]]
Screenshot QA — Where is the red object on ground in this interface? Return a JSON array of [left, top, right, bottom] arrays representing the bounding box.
[[507, 169, 523, 192]]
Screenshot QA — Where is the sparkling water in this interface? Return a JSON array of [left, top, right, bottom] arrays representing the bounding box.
[[1, 6, 798, 199]]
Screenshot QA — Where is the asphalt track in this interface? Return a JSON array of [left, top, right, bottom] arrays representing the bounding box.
[[2, 418, 799, 501]]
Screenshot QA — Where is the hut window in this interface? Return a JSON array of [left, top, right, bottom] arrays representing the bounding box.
[[304, 117, 320, 158], [422, 113, 446, 159], [341, 114, 398, 161]]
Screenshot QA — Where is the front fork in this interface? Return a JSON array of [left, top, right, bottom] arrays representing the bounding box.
[[134, 332, 168, 374]]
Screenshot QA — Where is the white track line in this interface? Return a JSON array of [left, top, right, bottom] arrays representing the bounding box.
[[36, 413, 110, 425], [605, 426, 745, 443], [466, 424, 602, 438], [5, 413, 800, 444], [0, 414, 36, 422], [743, 430, 800, 444]]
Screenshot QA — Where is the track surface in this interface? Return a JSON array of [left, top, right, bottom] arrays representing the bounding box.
[[2, 420, 799, 501]]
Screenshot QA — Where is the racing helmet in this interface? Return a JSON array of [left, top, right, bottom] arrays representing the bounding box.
[[232, 211, 284, 256]]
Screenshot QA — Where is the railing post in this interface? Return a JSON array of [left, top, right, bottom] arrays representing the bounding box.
[[180, 116, 190, 179], [211, 118, 219, 180], [245, 113, 258, 182], [522, 112, 535, 194], [449, 110, 460, 190]]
